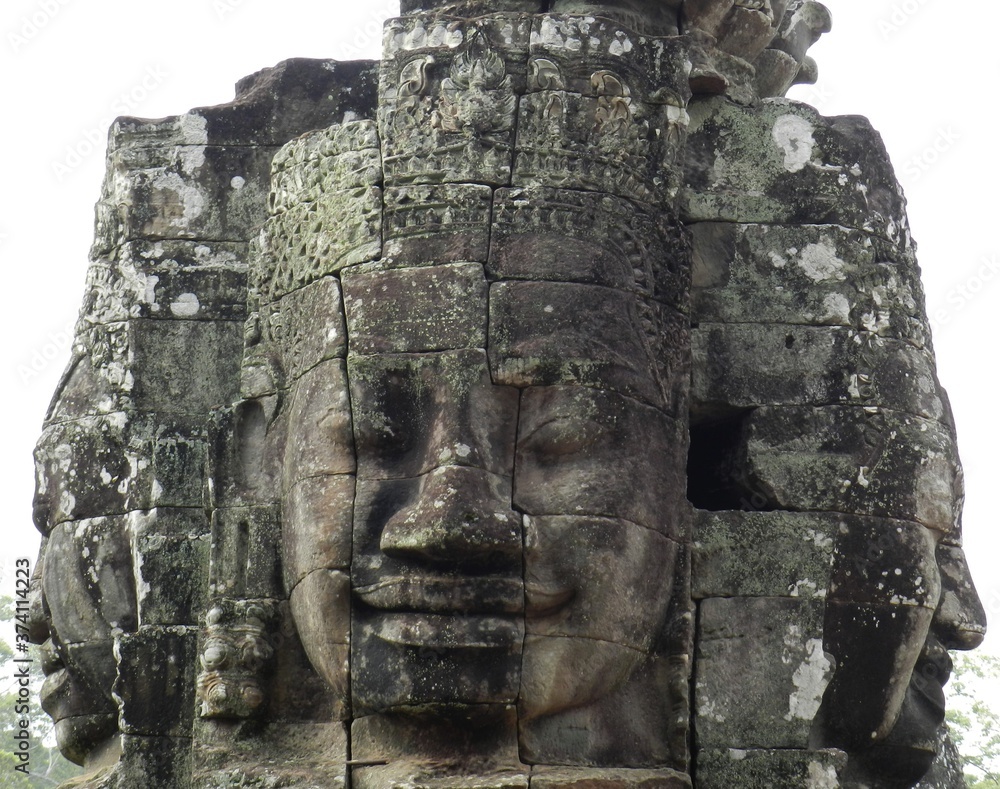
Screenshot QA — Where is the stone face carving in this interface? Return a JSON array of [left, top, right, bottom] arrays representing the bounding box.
[[29, 3, 986, 788]]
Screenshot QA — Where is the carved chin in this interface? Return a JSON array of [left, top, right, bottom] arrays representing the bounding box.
[[54, 714, 118, 767], [518, 636, 644, 721]]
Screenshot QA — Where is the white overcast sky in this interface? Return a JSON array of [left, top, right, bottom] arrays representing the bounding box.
[[1, 0, 997, 669]]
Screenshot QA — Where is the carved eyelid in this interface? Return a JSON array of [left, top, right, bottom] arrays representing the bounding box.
[[519, 415, 603, 454]]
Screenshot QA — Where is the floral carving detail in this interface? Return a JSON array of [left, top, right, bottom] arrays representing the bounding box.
[[591, 70, 633, 137], [432, 29, 516, 135]]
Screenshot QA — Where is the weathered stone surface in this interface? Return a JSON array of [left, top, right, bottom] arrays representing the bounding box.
[[349, 350, 519, 480], [131, 508, 211, 627], [383, 184, 494, 265], [192, 721, 348, 788], [682, 97, 910, 251], [352, 710, 527, 789], [343, 262, 488, 353], [288, 570, 350, 712], [84, 241, 248, 324], [525, 516, 677, 649], [693, 510, 838, 600], [695, 748, 846, 789], [93, 143, 279, 258], [690, 222, 930, 348], [697, 597, 832, 749], [43, 517, 136, 644], [520, 643, 687, 769], [530, 766, 691, 788], [208, 506, 282, 599], [692, 324, 946, 421], [489, 281, 688, 413], [130, 318, 243, 415], [489, 187, 691, 312], [379, 14, 530, 186], [514, 386, 688, 538], [282, 358, 356, 486], [34, 416, 131, 530], [116, 627, 198, 737], [283, 474, 355, 588], [114, 734, 193, 789], [352, 607, 524, 713], [740, 405, 963, 534], [257, 185, 382, 303], [259, 275, 347, 383]]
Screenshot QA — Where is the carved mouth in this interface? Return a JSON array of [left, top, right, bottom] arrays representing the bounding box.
[[373, 613, 522, 650], [910, 641, 952, 716], [354, 576, 523, 614], [524, 583, 575, 619]]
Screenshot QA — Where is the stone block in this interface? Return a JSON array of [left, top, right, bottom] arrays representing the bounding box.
[[289, 569, 350, 709], [352, 709, 527, 789], [130, 318, 242, 416], [127, 423, 210, 510], [192, 720, 348, 787], [742, 406, 962, 534], [209, 506, 282, 599], [282, 359, 356, 486], [696, 597, 832, 748], [690, 223, 929, 347], [530, 767, 691, 788], [343, 262, 488, 353], [93, 143, 279, 256], [44, 516, 136, 645], [351, 607, 523, 713], [489, 281, 688, 413], [828, 517, 939, 611], [520, 646, 688, 770], [265, 602, 348, 724], [109, 58, 378, 148], [283, 474, 355, 589], [693, 510, 838, 600], [488, 187, 691, 312], [118, 734, 193, 789], [681, 97, 909, 251], [269, 121, 382, 213], [116, 627, 198, 737], [696, 748, 846, 789], [83, 240, 249, 326], [692, 323, 945, 422], [378, 14, 530, 186], [259, 275, 347, 383], [514, 386, 688, 539], [33, 415, 132, 530], [257, 185, 382, 303], [351, 470, 524, 587], [348, 350, 519, 480], [525, 515, 677, 650], [383, 184, 494, 265]]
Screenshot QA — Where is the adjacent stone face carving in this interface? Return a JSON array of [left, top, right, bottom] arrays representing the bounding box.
[[29, 3, 986, 788]]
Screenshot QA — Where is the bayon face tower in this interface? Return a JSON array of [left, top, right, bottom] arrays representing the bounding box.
[[30, 2, 986, 787]]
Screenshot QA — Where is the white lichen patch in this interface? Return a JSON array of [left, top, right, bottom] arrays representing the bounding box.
[[785, 638, 833, 722], [150, 172, 206, 229], [772, 114, 816, 173], [170, 292, 201, 317], [796, 241, 846, 283], [806, 760, 839, 789], [820, 292, 851, 324]]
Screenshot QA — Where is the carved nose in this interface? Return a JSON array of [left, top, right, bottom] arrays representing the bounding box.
[[380, 466, 521, 570], [932, 543, 987, 651]]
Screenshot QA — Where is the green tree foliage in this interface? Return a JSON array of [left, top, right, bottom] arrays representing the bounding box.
[[0, 595, 82, 788], [947, 651, 1000, 788]]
